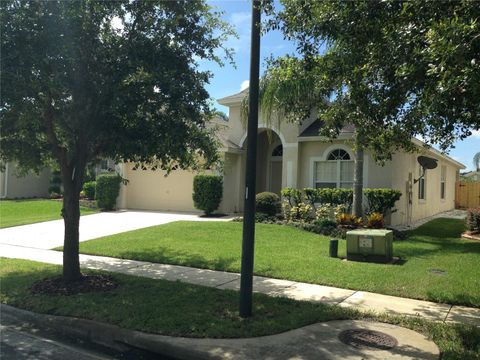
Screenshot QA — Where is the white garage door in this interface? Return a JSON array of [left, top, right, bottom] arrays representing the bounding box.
[[124, 164, 199, 212]]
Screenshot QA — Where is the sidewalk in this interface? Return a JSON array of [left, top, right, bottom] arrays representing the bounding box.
[[1, 243, 479, 327]]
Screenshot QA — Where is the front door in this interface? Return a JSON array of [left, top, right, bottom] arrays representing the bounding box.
[[269, 160, 282, 194]]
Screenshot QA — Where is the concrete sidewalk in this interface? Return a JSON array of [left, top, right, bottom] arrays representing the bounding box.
[[2, 243, 479, 328], [0, 210, 232, 249]]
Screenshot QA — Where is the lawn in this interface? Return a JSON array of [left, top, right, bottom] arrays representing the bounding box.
[[1, 258, 479, 359], [0, 199, 98, 228], [73, 218, 480, 307]]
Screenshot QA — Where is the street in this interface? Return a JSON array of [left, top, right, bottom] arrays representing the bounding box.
[[0, 316, 167, 360]]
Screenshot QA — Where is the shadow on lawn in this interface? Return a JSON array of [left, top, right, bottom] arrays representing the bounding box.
[[108, 246, 240, 272]]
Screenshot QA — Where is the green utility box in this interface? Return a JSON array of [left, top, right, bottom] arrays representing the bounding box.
[[346, 229, 393, 263]]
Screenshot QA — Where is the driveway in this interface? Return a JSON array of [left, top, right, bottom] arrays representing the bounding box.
[[0, 210, 232, 250]]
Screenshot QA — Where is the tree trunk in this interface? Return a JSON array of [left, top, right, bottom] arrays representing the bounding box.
[[61, 164, 84, 282], [352, 133, 364, 218]]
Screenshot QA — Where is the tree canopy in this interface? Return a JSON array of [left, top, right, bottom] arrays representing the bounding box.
[[0, 0, 233, 281], [260, 0, 479, 161]]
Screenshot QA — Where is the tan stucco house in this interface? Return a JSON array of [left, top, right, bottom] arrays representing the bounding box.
[[0, 162, 51, 199], [117, 89, 465, 226]]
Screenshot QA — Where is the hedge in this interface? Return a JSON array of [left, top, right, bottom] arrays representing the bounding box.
[[82, 181, 96, 200], [363, 188, 402, 215], [192, 175, 223, 215], [255, 192, 281, 216], [96, 174, 122, 210]]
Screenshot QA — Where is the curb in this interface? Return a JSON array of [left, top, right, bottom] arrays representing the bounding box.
[[1, 304, 213, 360], [1, 304, 441, 360]]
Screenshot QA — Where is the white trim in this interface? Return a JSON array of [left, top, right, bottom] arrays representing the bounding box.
[[298, 134, 354, 142], [411, 138, 465, 169], [239, 123, 293, 148], [287, 161, 293, 187], [0, 162, 8, 198], [322, 144, 355, 161]]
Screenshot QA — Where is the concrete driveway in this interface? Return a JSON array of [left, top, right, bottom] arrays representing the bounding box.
[[0, 210, 232, 250]]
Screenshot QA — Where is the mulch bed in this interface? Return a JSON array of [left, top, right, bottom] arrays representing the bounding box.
[[30, 274, 118, 296]]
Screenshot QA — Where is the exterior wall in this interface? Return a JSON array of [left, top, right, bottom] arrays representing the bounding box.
[[297, 140, 391, 190], [118, 157, 241, 214], [121, 163, 201, 212], [0, 162, 50, 199], [219, 152, 242, 214], [390, 151, 458, 226]]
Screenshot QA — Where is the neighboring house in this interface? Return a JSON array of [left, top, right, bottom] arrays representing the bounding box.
[[0, 162, 51, 199], [116, 89, 465, 226], [460, 170, 480, 182]]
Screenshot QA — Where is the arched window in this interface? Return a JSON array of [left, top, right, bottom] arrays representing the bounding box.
[[327, 149, 350, 161], [271, 145, 283, 157], [314, 148, 354, 189]]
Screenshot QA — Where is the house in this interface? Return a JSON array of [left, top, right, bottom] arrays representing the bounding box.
[[116, 89, 465, 226], [0, 162, 51, 199]]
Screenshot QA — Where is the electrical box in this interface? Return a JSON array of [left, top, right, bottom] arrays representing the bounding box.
[[346, 229, 393, 263]]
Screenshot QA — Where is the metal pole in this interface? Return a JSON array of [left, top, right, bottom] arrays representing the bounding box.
[[239, 0, 261, 318]]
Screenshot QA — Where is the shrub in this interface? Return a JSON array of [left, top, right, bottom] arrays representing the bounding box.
[[49, 170, 62, 195], [318, 188, 353, 207], [364, 188, 402, 216], [466, 208, 480, 233], [96, 174, 122, 210], [82, 181, 96, 200], [303, 188, 321, 208], [281, 188, 302, 206], [192, 175, 223, 216], [366, 212, 385, 229], [255, 192, 281, 216], [336, 213, 362, 228]]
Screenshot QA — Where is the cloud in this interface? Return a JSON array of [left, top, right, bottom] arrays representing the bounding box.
[[240, 80, 249, 91], [470, 129, 480, 138], [224, 12, 251, 54]]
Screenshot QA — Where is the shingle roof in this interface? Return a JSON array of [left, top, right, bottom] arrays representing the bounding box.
[[299, 120, 355, 137]]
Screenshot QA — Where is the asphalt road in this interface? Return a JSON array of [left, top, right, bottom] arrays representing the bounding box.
[[0, 319, 170, 360]]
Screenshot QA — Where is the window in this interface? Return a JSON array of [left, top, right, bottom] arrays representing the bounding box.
[[418, 166, 426, 200], [271, 145, 283, 157], [314, 149, 354, 189], [440, 165, 446, 200]]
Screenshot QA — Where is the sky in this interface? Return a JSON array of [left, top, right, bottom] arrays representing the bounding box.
[[199, 0, 479, 171]]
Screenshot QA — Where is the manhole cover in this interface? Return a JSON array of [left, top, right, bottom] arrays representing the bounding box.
[[338, 329, 398, 350]]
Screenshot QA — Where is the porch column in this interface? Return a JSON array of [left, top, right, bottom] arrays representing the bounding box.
[[283, 144, 299, 189]]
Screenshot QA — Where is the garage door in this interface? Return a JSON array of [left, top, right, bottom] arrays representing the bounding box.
[[124, 163, 199, 212]]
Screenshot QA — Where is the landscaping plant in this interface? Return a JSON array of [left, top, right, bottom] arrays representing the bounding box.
[[364, 189, 402, 216], [96, 174, 122, 211], [82, 181, 96, 200], [365, 212, 385, 229], [466, 208, 480, 233], [192, 175, 223, 216], [255, 192, 281, 216]]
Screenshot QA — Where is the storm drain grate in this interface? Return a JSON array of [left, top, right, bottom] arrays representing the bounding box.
[[338, 329, 398, 351]]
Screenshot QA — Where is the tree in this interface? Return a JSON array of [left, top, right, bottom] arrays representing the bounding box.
[[253, 0, 479, 216], [474, 152, 480, 172], [0, 0, 232, 282]]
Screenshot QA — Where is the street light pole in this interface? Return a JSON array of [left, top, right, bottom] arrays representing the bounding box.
[[239, 0, 261, 318]]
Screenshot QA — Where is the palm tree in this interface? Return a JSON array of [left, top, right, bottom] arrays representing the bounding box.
[[474, 152, 480, 171], [241, 71, 365, 217]]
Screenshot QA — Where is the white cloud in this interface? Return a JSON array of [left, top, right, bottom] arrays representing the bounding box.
[[470, 129, 480, 138], [240, 80, 249, 91]]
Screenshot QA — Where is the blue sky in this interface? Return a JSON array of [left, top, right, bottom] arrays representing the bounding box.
[[200, 0, 479, 171]]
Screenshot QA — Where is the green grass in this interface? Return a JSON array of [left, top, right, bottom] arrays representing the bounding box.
[[73, 218, 480, 307], [1, 258, 478, 359], [0, 199, 98, 228]]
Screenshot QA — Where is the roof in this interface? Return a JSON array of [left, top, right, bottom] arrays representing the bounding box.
[[299, 120, 355, 137], [217, 89, 248, 106]]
